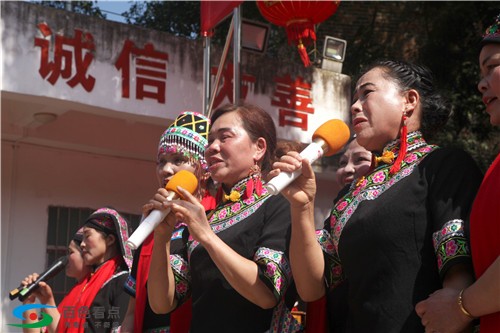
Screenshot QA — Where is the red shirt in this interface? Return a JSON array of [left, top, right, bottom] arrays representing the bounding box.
[[470, 153, 500, 333]]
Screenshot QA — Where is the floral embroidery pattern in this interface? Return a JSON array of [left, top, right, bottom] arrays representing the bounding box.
[[372, 170, 386, 183], [270, 298, 304, 333], [171, 227, 184, 240], [170, 254, 191, 302], [433, 219, 470, 275], [124, 275, 136, 296], [330, 132, 437, 252], [187, 176, 272, 257], [91, 207, 133, 269], [316, 229, 335, 255], [254, 247, 291, 299], [323, 132, 438, 288], [316, 229, 344, 289]]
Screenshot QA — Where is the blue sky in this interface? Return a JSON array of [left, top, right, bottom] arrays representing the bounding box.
[[95, 1, 134, 23]]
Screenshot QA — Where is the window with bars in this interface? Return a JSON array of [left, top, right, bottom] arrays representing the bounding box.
[[46, 206, 141, 304]]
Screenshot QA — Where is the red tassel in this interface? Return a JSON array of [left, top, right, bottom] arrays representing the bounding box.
[[255, 176, 263, 196], [286, 22, 316, 45], [297, 41, 311, 67], [286, 21, 315, 67], [245, 177, 254, 199], [390, 114, 408, 175]]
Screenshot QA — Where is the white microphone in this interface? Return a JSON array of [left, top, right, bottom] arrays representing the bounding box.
[[265, 119, 350, 195], [126, 170, 198, 250]]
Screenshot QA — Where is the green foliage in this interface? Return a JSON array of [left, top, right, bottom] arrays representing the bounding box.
[[31, 0, 105, 18], [121, 1, 499, 171], [416, 2, 499, 172], [34, 0, 499, 171], [123, 1, 201, 39], [121, 1, 297, 62]]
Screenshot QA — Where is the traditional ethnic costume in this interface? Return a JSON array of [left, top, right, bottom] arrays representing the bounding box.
[[469, 15, 500, 333], [170, 176, 303, 333], [125, 192, 215, 333], [124, 111, 214, 333], [318, 131, 483, 332], [57, 208, 133, 333]]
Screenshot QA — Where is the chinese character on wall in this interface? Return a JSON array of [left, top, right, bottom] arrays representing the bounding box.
[[33, 23, 170, 105], [115, 40, 169, 104], [210, 62, 256, 109], [271, 75, 314, 131], [34, 22, 96, 92]]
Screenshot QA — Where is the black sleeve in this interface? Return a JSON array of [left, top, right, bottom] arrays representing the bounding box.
[[254, 194, 294, 301], [422, 148, 483, 279]]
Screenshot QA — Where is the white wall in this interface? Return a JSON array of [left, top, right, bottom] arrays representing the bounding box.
[[1, 1, 351, 142], [1, 139, 158, 331]]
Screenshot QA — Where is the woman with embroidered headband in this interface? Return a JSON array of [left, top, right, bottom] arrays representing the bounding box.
[[416, 14, 500, 333], [271, 60, 483, 332], [120, 111, 215, 333], [147, 103, 302, 332], [65, 207, 133, 332], [21, 208, 132, 332]]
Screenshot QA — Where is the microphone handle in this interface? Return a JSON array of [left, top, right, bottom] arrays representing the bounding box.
[[126, 208, 171, 250], [18, 259, 67, 302], [297, 139, 326, 163], [265, 169, 303, 196], [127, 191, 177, 250], [18, 283, 41, 302], [265, 140, 326, 195], [9, 284, 24, 300]]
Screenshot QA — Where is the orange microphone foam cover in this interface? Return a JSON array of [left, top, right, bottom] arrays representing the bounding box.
[[165, 170, 198, 199], [312, 119, 350, 157]]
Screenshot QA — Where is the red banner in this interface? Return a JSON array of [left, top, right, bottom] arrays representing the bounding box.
[[200, 0, 243, 36]]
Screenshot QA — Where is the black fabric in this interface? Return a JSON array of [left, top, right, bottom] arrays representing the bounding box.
[[325, 148, 482, 333], [326, 280, 349, 333], [86, 266, 130, 332], [187, 194, 297, 333], [84, 214, 117, 236]]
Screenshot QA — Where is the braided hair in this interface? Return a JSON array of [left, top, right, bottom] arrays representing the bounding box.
[[360, 60, 450, 138]]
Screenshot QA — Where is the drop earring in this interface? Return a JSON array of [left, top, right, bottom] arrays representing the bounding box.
[[390, 111, 408, 174], [245, 161, 263, 198]]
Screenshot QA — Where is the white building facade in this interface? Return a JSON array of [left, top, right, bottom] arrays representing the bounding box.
[[1, 2, 351, 330]]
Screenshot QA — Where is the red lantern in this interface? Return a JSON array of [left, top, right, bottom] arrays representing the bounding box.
[[257, 0, 340, 67]]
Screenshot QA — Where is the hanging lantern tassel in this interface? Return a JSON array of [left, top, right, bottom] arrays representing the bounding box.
[[286, 20, 316, 67], [297, 39, 311, 67]]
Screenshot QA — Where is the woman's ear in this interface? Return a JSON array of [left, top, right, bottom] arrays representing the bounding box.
[[404, 89, 419, 117], [105, 234, 116, 247], [253, 137, 267, 161]]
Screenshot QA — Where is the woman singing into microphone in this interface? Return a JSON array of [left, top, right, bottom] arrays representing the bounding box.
[[120, 111, 215, 333], [147, 103, 302, 333], [19, 228, 91, 333], [21, 208, 133, 333], [272, 60, 483, 332]]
